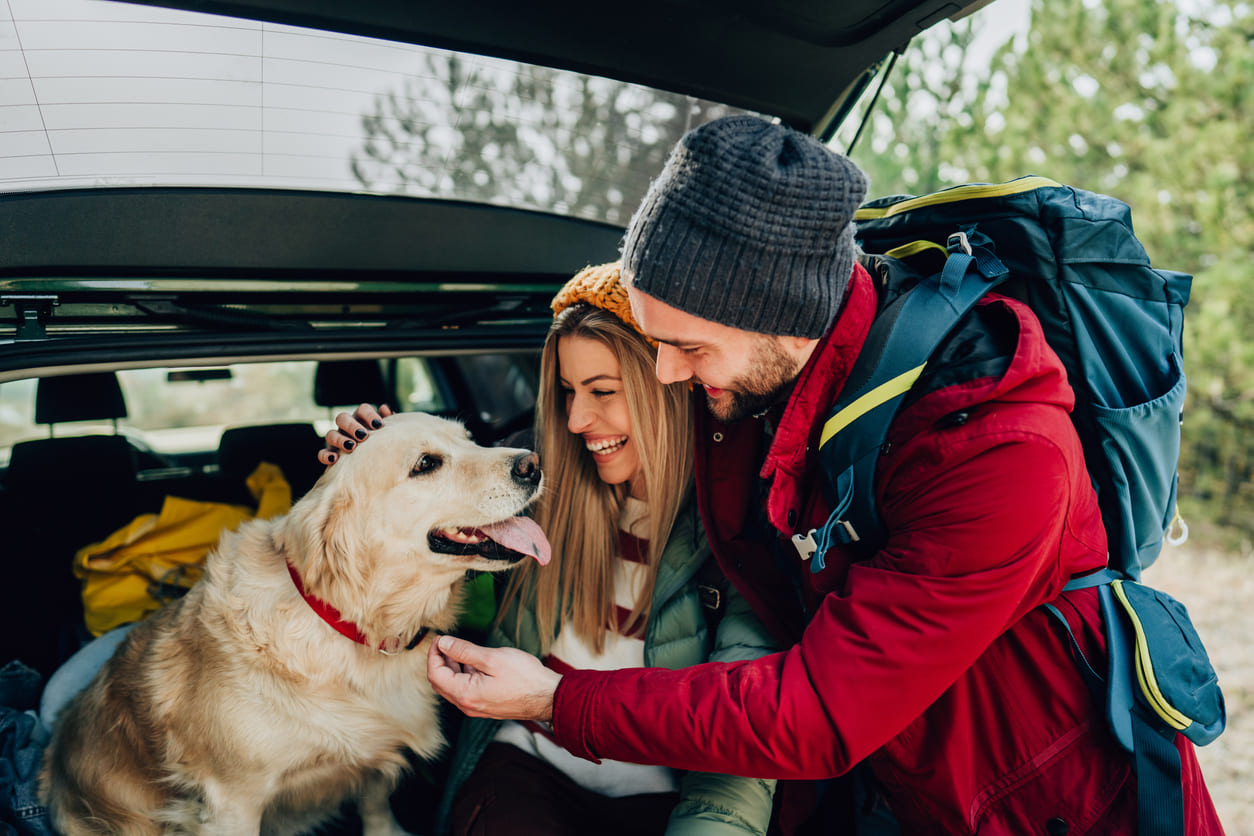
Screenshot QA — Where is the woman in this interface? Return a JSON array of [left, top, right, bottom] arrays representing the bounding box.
[[324, 263, 777, 835]]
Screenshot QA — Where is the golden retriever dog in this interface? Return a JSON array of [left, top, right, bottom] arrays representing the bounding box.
[[39, 412, 549, 835]]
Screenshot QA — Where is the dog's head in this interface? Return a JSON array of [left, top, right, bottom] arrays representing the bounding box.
[[281, 413, 549, 632]]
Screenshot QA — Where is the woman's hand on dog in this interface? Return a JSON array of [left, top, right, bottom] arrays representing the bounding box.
[[428, 635, 560, 723], [319, 403, 393, 465]]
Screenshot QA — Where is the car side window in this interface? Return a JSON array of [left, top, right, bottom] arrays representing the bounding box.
[[395, 357, 448, 414], [0, 378, 39, 466], [453, 353, 538, 432]]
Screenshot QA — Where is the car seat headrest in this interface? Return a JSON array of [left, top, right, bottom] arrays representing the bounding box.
[[5, 435, 138, 488], [313, 360, 389, 408], [216, 422, 325, 499], [35, 373, 127, 425]]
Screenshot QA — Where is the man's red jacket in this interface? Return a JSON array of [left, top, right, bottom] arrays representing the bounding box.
[[552, 264, 1223, 834]]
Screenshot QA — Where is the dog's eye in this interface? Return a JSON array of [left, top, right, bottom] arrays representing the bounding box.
[[410, 454, 443, 476]]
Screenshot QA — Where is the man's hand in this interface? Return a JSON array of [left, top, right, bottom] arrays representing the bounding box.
[[318, 403, 393, 465], [428, 635, 560, 723]]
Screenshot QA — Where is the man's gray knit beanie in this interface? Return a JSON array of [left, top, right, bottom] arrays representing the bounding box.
[[621, 115, 869, 338]]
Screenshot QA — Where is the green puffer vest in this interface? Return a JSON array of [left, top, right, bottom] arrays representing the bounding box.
[[434, 495, 778, 835]]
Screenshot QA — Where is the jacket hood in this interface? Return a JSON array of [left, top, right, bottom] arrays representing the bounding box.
[[884, 292, 1076, 445], [761, 277, 1076, 536]]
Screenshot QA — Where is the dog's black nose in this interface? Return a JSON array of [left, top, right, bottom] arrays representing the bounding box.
[[511, 452, 541, 487]]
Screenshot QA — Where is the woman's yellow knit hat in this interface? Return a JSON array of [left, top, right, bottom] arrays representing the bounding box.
[[550, 261, 656, 346]]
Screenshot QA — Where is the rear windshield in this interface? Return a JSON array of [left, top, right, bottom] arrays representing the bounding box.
[[1, 0, 749, 226]]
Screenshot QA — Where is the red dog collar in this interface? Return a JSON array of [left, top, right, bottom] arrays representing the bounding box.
[[286, 561, 428, 654]]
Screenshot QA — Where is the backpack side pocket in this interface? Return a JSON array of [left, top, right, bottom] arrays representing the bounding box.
[[1105, 579, 1225, 747]]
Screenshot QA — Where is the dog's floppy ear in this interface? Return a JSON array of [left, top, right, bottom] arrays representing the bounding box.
[[284, 473, 370, 605]]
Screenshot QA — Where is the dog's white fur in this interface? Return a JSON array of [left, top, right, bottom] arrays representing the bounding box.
[[39, 413, 544, 836]]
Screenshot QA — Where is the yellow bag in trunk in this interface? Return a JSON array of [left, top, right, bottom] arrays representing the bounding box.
[[73, 462, 291, 636]]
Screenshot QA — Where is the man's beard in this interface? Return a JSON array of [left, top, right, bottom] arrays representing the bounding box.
[[702, 336, 802, 423]]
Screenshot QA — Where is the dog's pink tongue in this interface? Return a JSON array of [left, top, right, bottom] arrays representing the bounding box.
[[482, 517, 551, 565]]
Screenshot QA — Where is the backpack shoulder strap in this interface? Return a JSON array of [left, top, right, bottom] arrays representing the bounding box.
[[796, 231, 1007, 571]]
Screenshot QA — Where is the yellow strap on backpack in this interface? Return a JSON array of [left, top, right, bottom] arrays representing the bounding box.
[[1111, 580, 1190, 730]]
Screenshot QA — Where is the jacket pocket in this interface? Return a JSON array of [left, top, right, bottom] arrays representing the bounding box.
[[968, 719, 1132, 835]]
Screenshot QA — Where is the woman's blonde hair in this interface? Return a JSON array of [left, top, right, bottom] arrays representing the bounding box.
[[498, 302, 694, 654]]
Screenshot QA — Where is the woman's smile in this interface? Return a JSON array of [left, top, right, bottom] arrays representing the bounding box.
[[585, 434, 629, 457]]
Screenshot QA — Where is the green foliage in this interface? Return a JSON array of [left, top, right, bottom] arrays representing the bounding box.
[[842, 0, 1254, 547], [833, 17, 985, 196]]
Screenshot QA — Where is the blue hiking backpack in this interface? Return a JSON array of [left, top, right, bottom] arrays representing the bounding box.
[[803, 176, 1224, 836]]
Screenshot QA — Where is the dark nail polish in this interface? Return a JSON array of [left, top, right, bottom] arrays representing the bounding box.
[[327, 453, 337, 463], [344, 439, 355, 450], [371, 420, 383, 429], [355, 428, 367, 440]]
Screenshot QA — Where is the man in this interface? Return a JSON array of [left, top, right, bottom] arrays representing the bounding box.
[[412, 116, 1222, 833]]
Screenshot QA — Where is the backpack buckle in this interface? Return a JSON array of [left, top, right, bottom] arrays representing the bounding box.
[[792, 520, 860, 572], [837, 519, 861, 543], [792, 530, 819, 561], [947, 230, 973, 255]]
